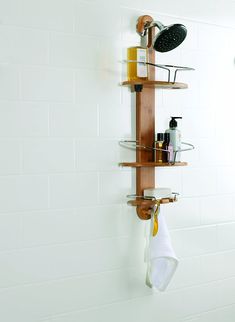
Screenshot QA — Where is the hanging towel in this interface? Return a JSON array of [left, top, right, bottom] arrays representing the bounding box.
[[145, 207, 178, 291]]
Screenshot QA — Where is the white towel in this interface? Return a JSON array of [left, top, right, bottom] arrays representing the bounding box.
[[145, 208, 178, 291]]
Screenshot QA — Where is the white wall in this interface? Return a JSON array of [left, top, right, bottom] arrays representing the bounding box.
[[0, 1, 235, 322]]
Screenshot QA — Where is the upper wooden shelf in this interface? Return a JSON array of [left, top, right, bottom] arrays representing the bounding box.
[[120, 162, 188, 168], [122, 80, 188, 89]]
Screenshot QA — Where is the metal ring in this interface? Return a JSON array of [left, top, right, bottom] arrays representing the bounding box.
[[119, 140, 195, 153], [127, 192, 179, 200]]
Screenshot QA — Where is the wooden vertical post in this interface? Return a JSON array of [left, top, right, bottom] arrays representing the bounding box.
[[136, 29, 156, 220]]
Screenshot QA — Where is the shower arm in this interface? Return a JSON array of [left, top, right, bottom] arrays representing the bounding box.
[[141, 21, 165, 36]]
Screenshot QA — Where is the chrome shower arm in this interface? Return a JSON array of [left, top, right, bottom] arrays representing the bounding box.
[[145, 21, 165, 31], [139, 21, 165, 36]]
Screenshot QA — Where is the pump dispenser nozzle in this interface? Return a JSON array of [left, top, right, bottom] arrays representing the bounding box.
[[169, 116, 182, 128]]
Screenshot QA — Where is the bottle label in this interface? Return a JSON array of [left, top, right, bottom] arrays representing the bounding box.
[[137, 49, 147, 77]]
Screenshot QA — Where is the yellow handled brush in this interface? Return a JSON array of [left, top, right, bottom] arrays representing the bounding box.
[[152, 202, 160, 237]]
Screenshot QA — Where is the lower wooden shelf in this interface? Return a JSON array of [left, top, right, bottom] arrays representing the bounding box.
[[120, 162, 187, 167], [127, 197, 177, 207]]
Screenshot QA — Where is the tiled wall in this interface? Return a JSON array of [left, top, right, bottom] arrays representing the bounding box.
[[0, 1, 235, 322]]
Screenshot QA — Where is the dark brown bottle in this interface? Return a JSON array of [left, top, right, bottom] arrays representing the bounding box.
[[162, 133, 174, 162]]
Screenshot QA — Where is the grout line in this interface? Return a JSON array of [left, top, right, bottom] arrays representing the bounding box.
[[182, 302, 235, 321], [0, 228, 235, 257], [73, 138, 77, 171], [72, 70, 76, 104], [47, 175, 50, 210], [47, 32, 50, 66]]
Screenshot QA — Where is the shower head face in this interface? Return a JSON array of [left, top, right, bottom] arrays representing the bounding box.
[[153, 24, 187, 52]]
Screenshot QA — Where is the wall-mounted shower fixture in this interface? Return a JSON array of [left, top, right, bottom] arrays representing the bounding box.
[[136, 15, 187, 52]]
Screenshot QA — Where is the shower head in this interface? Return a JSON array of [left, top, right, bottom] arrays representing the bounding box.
[[136, 16, 187, 52], [153, 23, 187, 52]]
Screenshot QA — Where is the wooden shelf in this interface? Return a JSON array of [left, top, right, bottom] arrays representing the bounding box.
[[122, 80, 188, 89], [128, 197, 177, 207], [120, 161, 187, 167]]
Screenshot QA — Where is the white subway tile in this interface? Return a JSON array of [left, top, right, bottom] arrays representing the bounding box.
[[21, 279, 232, 322], [180, 108, 216, 140], [218, 222, 235, 251], [0, 175, 48, 213], [0, 65, 19, 99], [217, 167, 235, 194], [0, 236, 145, 288], [76, 139, 119, 171], [50, 34, 99, 69], [162, 87, 193, 109], [50, 103, 98, 138], [75, 69, 121, 107], [75, 2, 121, 37], [201, 251, 235, 283], [22, 206, 140, 246], [182, 167, 217, 197], [67, 277, 221, 321], [0, 214, 22, 251], [197, 24, 230, 53], [183, 304, 235, 322], [172, 281, 221, 318], [119, 142, 136, 164], [99, 171, 132, 204], [156, 167, 182, 195], [49, 173, 99, 208], [165, 197, 201, 229], [99, 104, 132, 138], [0, 140, 21, 175], [198, 138, 219, 167], [97, 36, 122, 72], [201, 195, 235, 225], [20, 67, 74, 102], [74, 69, 100, 106], [98, 70, 121, 107], [171, 226, 217, 258], [213, 138, 232, 167], [155, 103, 169, 133], [0, 26, 49, 65], [216, 278, 235, 307], [50, 294, 179, 322], [0, 268, 149, 321], [22, 139, 75, 174], [0, 0, 75, 31], [0, 101, 49, 137]]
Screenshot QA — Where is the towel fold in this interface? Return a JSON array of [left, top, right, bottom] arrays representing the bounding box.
[[145, 208, 178, 291]]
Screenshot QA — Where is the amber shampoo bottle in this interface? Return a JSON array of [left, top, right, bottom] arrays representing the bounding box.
[[127, 46, 148, 81], [154, 133, 164, 162]]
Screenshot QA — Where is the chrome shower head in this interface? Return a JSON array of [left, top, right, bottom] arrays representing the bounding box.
[[153, 23, 187, 52], [136, 16, 187, 52]]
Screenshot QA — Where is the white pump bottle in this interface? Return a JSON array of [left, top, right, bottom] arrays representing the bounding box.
[[165, 117, 182, 162]]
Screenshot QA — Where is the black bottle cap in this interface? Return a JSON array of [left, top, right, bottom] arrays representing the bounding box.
[[164, 132, 170, 141], [157, 133, 164, 141], [169, 116, 182, 128]]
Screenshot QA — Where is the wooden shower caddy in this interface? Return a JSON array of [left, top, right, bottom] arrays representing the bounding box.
[[120, 15, 188, 220]]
